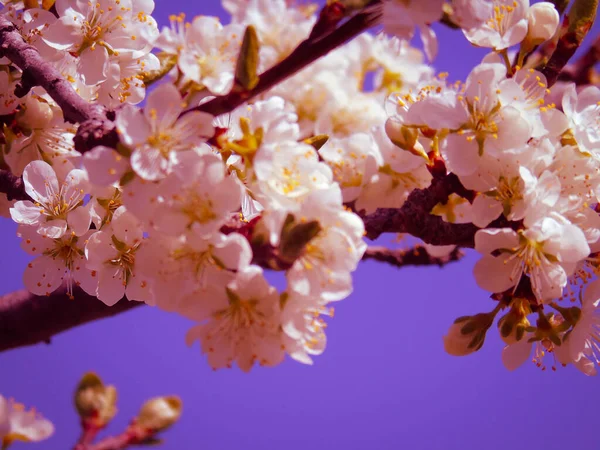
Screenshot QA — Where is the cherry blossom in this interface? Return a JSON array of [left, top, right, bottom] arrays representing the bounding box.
[[0, 395, 54, 448], [10, 161, 90, 238], [185, 265, 285, 372], [85, 206, 152, 305], [116, 82, 214, 180]]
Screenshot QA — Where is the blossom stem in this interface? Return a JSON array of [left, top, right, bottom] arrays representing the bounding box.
[[499, 49, 514, 76]]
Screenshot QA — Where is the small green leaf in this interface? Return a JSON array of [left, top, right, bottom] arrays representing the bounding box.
[[119, 170, 135, 187], [567, 0, 598, 38], [142, 53, 178, 87], [279, 217, 322, 263], [235, 26, 260, 90], [304, 134, 329, 151]]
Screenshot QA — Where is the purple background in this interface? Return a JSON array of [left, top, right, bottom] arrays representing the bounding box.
[[1, 1, 600, 449]]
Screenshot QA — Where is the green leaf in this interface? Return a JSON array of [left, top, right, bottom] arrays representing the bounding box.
[[567, 0, 598, 38], [279, 217, 322, 263], [119, 170, 136, 187], [235, 26, 260, 90], [142, 53, 178, 87], [304, 134, 329, 151]]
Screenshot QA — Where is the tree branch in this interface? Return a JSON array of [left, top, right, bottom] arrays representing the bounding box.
[[559, 33, 600, 84], [0, 285, 141, 353], [0, 168, 28, 201], [0, 171, 488, 354], [363, 245, 464, 268], [360, 173, 480, 247], [0, 15, 118, 152]]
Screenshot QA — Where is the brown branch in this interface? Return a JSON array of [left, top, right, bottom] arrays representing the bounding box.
[[0, 168, 28, 201], [559, 33, 600, 84], [0, 172, 488, 353], [541, 3, 598, 87], [0, 15, 118, 152], [0, 285, 141, 353], [362, 245, 464, 268], [361, 173, 481, 247], [191, 1, 383, 117]]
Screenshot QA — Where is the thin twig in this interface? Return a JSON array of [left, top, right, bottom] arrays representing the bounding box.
[[362, 245, 464, 268]]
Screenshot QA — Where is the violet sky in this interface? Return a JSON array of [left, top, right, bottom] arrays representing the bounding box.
[[1, 1, 600, 449]]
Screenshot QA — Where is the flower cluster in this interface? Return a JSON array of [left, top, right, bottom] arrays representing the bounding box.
[[2, 0, 600, 377]]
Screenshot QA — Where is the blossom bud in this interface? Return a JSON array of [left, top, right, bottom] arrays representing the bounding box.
[[137, 396, 182, 433], [279, 214, 322, 265], [17, 97, 53, 131], [497, 298, 531, 345], [384, 118, 428, 161], [498, 311, 530, 345], [526, 2, 560, 45], [74, 373, 117, 427], [443, 312, 495, 356]]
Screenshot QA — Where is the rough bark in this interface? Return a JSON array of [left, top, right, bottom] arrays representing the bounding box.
[[0, 286, 141, 353]]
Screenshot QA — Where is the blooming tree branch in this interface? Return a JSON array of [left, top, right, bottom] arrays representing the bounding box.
[[0, 15, 118, 153], [0, 0, 599, 398], [191, 1, 383, 117]]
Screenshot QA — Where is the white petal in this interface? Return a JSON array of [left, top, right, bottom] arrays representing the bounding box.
[[79, 47, 109, 85], [67, 206, 91, 236], [473, 255, 519, 293], [23, 255, 64, 296], [37, 219, 68, 239], [10, 201, 42, 225], [23, 160, 59, 204], [501, 340, 532, 371], [96, 266, 126, 306]]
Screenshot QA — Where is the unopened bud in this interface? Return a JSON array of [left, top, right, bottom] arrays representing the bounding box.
[[17, 97, 53, 130], [498, 312, 530, 345], [385, 118, 417, 150], [384, 118, 428, 161], [74, 373, 117, 427], [526, 2, 560, 45], [279, 214, 322, 264], [137, 396, 182, 433], [443, 312, 495, 356], [497, 298, 531, 345]]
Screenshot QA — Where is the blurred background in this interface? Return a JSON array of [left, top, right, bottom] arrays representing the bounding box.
[[1, 1, 600, 449]]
